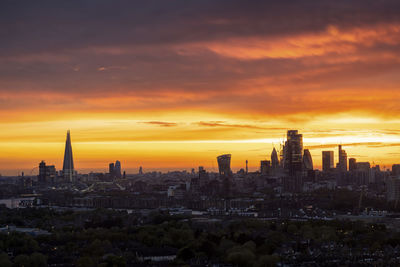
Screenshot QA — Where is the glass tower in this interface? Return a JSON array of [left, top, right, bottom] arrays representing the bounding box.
[[62, 130, 74, 182]]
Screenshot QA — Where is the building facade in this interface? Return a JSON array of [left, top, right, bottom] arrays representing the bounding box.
[[322, 151, 334, 172], [283, 130, 303, 176], [62, 130, 74, 182]]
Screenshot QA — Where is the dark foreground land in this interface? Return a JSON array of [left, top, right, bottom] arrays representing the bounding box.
[[0, 207, 400, 266]]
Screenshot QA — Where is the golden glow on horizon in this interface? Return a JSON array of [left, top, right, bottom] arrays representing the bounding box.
[[1, 112, 400, 175], [2, 18, 400, 175]]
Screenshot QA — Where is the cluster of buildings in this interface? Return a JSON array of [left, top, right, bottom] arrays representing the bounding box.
[[6, 129, 400, 216], [36, 131, 125, 184], [36, 130, 76, 184], [201, 129, 400, 205], [109, 160, 123, 179]]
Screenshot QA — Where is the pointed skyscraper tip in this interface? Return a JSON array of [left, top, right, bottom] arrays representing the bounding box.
[[63, 130, 74, 182]]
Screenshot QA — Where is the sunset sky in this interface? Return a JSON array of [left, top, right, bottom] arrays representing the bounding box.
[[1, 0, 400, 175]]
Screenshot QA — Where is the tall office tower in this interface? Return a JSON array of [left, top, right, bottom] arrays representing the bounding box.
[[199, 166, 209, 187], [62, 130, 74, 182], [303, 149, 313, 170], [38, 161, 47, 183], [356, 162, 371, 185], [139, 166, 143, 175], [114, 160, 122, 178], [109, 163, 115, 175], [260, 160, 271, 175], [322, 151, 334, 172], [217, 154, 232, 198], [245, 160, 248, 174], [271, 147, 279, 170], [392, 164, 400, 177], [387, 177, 400, 202], [283, 130, 303, 175], [217, 154, 232, 177], [338, 145, 348, 172], [356, 162, 371, 172], [38, 160, 56, 184], [349, 158, 357, 171]]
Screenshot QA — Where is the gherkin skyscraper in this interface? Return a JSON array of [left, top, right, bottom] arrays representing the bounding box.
[[62, 130, 74, 182]]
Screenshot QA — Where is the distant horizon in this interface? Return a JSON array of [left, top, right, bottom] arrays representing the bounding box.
[[0, 129, 397, 176], [2, 2, 400, 266], [0, 164, 395, 177], [1, 1, 400, 175]]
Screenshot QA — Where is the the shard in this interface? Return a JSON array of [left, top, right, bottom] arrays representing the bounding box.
[[63, 130, 74, 181]]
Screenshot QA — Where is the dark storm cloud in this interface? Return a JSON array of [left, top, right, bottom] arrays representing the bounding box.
[[1, 0, 400, 56], [1, 0, 400, 118]]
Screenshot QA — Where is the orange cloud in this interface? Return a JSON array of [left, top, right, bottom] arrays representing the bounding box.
[[2, 15, 400, 174], [140, 121, 178, 127], [186, 23, 400, 60]]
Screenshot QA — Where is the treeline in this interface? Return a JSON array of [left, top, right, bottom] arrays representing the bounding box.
[[0, 208, 399, 266]]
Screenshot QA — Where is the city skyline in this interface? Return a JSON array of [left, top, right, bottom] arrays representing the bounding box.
[[0, 129, 396, 176], [1, 1, 400, 174], [1, 2, 400, 266]]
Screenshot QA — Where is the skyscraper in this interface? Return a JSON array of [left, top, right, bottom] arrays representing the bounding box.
[[217, 154, 232, 198], [114, 160, 121, 178], [260, 160, 271, 175], [322, 151, 334, 172], [217, 154, 232, 177], [271, 147, 279, 170], [62, 130, 74, 182], [356, 162, 370, 172], [39, 160, 46, 183], [198, 166, 209, 187], [109, 163, 115, 175], [283, 130, 303, 175], [338, 145, 348, 172], [349, 158, 357, 171], [303, 149, 313, 170], [393, 164, 400, 176], [39, 160, 56, 184]]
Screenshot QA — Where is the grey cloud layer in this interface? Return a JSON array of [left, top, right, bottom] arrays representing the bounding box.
[[1, 0, 400, 117], [2, 0, 400, 56]]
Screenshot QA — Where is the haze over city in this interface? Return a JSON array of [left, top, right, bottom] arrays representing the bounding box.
[[3, 2, 400, 267], [1, 0, 400, 174]]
